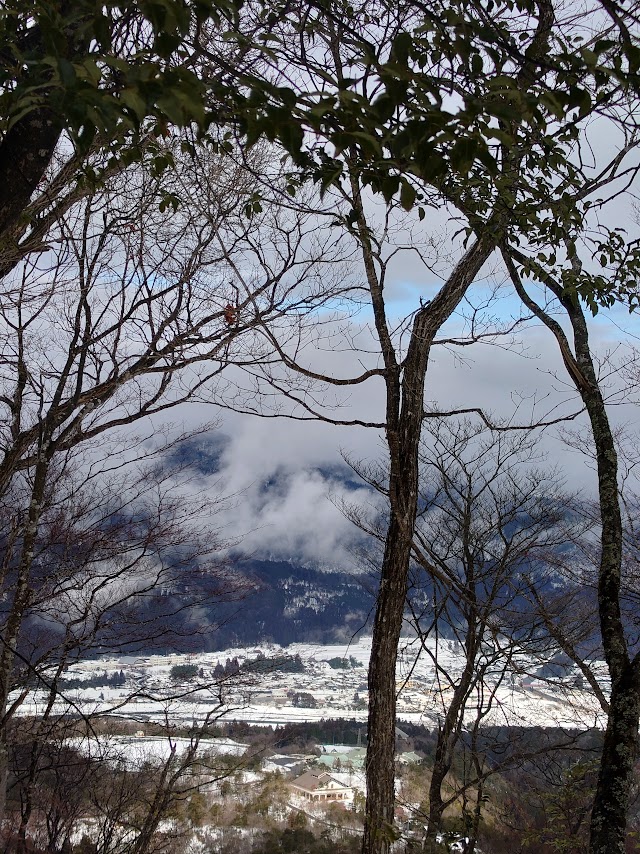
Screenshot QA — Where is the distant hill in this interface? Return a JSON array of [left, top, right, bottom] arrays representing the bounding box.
[[138, 558, 376, 652], [153, 435, 379, 651], [18, 434, 600, 660]]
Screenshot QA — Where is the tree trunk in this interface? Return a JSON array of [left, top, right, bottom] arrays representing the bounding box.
[[504, 248, 637, 854], [0, 0, 89, 275], [0, 451, 51, 825], [590, 666, 640, 854], [364, 515, 413, 854], [0, 107, 62, 252], [362, 235, 495, 854], [423, 630, 478, 852], [547, 297, 634, 854], [363, 341, 426, 854]]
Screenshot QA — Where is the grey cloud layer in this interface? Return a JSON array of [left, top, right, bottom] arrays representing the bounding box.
[[164, 314, 640, 569]]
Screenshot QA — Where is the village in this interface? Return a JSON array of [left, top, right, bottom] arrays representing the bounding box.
[[9, 639, 613, 852], [16, 638, 607, 844], [20, 638, 607, 732], [64, 724, 447, 854]]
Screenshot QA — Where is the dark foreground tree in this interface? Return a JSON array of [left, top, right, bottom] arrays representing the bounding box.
[[0, 0, 244, 275], [502, 255, 640, 853]]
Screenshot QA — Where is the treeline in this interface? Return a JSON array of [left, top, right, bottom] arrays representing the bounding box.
[[136, 560, 375, 652], [272, 719, 368, 750], [251, 828, 360, 854], [327, 656, 363, 669], [213, 652, 305, 680], [58, 670, 127, 690]]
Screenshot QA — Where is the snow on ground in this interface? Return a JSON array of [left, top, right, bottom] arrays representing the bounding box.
[[13, 636, 608, 732], [66, 734, 249, 769], [330, 769, 366, 797]]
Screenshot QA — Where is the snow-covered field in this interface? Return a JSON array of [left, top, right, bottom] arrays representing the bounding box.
[[66, 734, 250, 769], [14, 636, 608, 732]]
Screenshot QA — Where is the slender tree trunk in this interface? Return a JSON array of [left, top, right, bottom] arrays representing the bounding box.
[[465, 776, 483, 854], [423, 629, 478, 852], [504, 247, 637, 854], [584, 366, 638, 854], [0, 450, 51, 827], [362, 235, 496, 854], [424, 497, 479, 850], [534, 299, 634, 854]]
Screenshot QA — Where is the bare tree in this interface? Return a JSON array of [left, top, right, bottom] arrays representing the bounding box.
[[0, 445, 240, 852], [0, 137, 348, 830], [409, 422, 575, 852], [348, 419, 591, 852]]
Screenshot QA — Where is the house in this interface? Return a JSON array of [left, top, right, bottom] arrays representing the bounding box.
[[397, 751, 421, 765], [290, 769, 352, 803], [316, 746, 367, 770]]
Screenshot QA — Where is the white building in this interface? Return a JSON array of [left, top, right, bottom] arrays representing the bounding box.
[[290, 770, 352, 803]]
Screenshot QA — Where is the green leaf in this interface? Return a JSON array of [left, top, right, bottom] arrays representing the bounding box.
[[119, 88, 147, 120], [57, 58, 77, 87], [450, 136, 477, 171], [319, 164, 343, 195], [391, 31, 413, 65], [400, 179, 416, 210], [348, 130, 382, 157]]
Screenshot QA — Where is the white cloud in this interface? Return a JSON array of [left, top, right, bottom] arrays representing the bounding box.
[[141, 273, 640, 570]]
